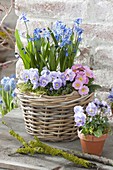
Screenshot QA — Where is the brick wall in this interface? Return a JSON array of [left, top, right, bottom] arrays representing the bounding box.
[[15, 0, 113, 99]]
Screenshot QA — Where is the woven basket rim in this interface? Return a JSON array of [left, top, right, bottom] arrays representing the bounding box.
[[16, 88, 94, 100]]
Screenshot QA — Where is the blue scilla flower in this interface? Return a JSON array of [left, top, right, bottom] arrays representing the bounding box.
[[0, 98, 3, 104], [74, 27, 84, 36], [42, 29, 50, 39], [10, 74, 16, 79], [1, 77, 10, 86], [74, 18, 82, 25], [33, 28, 41, 39], [9, 78, 16, 91], [20, 13, 29, 22], [4, 83, 10, 91], [12, 91, 17, 98], [28, 37, 35, 42]]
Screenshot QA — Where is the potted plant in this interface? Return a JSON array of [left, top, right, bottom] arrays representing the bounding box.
[[108, 88, 113, 115], [74, 98, 111, 156], [15, 13, 100, 141]]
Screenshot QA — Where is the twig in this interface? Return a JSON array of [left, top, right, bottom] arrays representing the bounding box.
[[0, 59, 17, 68], [64, 149, 113, 167], [0, 0, 15, 47]]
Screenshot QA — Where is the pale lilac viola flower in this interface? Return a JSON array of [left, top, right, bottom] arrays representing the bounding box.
[[29, 68, 39, 74], [72, 80, 83, 90], [32, 82, 40, 90], [60, 72, 66, 86], [30, 72, 39, 85], [78, 85, 89, 95], [39, 75, 50, 87], [74, 112, 86, 127], [86, 102, 98, 116], [21, 70, 30, 83], [103, 105, 111, 115], [64, 68, 75, 82], [101, 100, 108, 107], [52, 78, 62, 90], [50, 71, 60, 81], [93, 98, 100, 107], [74, 106, 84, 114], [41, 68, 50, 76], [108, 91, 113, 102]]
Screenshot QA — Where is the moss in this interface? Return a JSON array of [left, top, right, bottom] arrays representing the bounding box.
[[9, 130, 97, 169]]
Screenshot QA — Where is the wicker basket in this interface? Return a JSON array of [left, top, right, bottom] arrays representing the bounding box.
[[17, 89, 94, 142]]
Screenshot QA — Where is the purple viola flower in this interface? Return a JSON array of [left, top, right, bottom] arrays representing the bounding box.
[[64, 68, 75, 82], [74, 112, 86, 127], [86, 102, 98, 117], [52, 78, 62, 90], [74, 106, 84, 114], [39, 75, 50, 87], [21, 70, 30, 83]]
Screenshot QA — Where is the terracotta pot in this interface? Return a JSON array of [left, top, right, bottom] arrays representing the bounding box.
[[78, 131, 108, 156]]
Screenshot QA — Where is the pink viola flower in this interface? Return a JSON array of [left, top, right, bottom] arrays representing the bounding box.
[[83, 66, 94, 78], [79, 85, 89, 95], [84, 77, 89, 84], [76, 72, 86, 84], [64, 68, 75, 82], [72, 80, 83, 90], [71, 64, 83, 73]]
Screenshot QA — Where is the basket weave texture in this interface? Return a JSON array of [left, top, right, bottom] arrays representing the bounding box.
[[17, 89, 94, 142]]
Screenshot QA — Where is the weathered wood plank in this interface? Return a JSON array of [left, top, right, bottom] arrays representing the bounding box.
[[0, 160, 48, 170]]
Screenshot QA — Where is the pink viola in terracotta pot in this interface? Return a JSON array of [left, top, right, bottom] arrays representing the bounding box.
[[74, 98, 111, 156]]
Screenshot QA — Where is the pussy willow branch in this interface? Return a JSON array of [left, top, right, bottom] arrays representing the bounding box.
[[0, 0, 15, 48]]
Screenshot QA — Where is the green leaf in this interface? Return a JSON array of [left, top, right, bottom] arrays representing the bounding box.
[[94, 129, 102, 138], [15, 29, 30, 69], [88, 84, 101, 93]]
